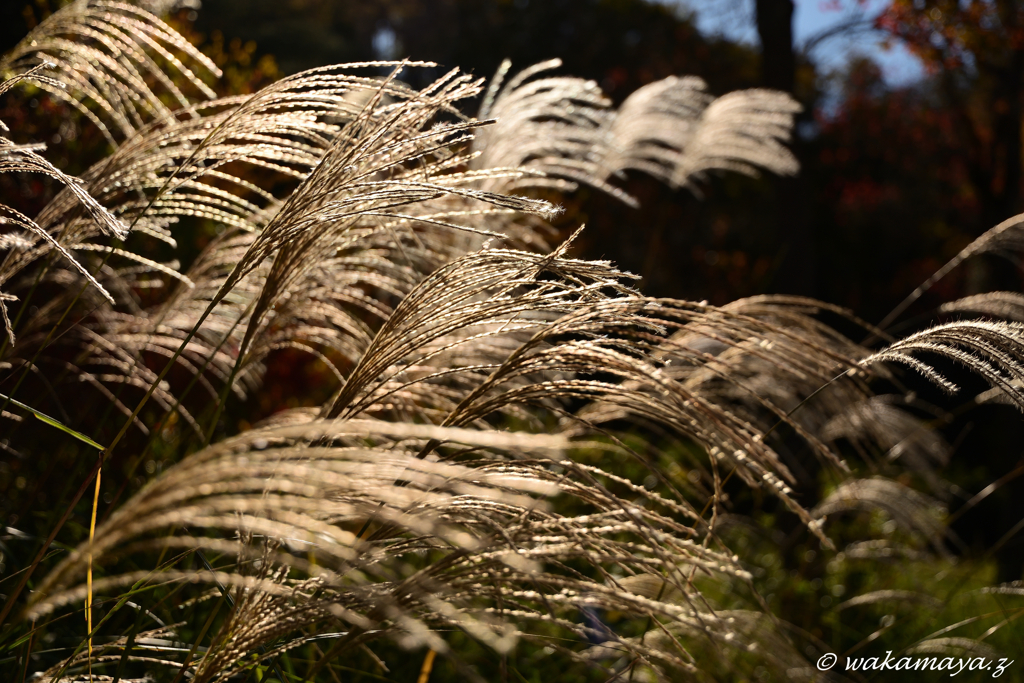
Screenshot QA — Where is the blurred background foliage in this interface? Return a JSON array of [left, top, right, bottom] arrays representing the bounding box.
[[4, 0, 1024, 680]]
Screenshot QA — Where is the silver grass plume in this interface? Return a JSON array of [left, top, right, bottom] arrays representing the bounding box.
[[187, 65, 559, 371], [570, 297, 885, 540], [606, 78, 801, 189], [472, 59, 631, 203], [29, 422, 754, 680], [940, 291, 1024, 322], [0, 0, 220, 145], [12, 3, 1024, 681], [473, 59, 801, 204], [322, 237, 642, 420], [0, 66, 130, 341], [3, 64, 432, 301], [862, 320, 1024, 409]]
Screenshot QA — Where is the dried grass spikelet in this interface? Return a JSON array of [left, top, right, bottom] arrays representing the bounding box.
[[0, 0, 220, 145], [595, 608, 817, 682], [979, 582, 1024, 598], [0, 230, 260, 449], [213, 66, 559, 365], [22, 141, 563, 436], [562, 296, 893, 543], [4, 61, 559, 411], [0, 135, 127, 242], [0, 231, 262, 439], [504, 302, 845, 541], [861, 320, 1024, 409], [660, 296, 876, 440], [3, 64, 425, 304], [576, 296, 872, 441], [65, 63, 440, 235], [72, 229, 268, 417], [27, 427, 562, 618], [187, 542, 332, 683], [0, 1, 220, 341]]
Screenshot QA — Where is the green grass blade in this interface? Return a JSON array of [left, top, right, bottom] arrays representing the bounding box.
[[0, 391, 104, 450]]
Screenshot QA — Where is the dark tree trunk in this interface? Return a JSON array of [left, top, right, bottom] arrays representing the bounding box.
[[755, 0, 815, 296], [755, 0, 795, 93]]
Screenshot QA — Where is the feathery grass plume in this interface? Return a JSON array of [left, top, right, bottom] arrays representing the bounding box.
[[603, 609, 825, 683], [0, 230, 258, 444], [0, 62, 129, 245], [0, 65, 425, 307], [29, 423, 759, 680], [1, 63, 526, 422], [664, 296, 877, 436], [861, 320, 1024, 409], [34, 626, 186, 682], [27, 427, 567, 615], [576, 296, 874, 439], [206, 66, 559, 370], [472, 60, 801, 205], [940, 291, 1024, 322], [323, 238, 643, 420], [0, 0, 220, 145], [384, 303, 852, 551], [471, 59, 632, 203], [568, 296, 889, 539], [13, 2, 1024, 680], [0, 133, 128, 246], [304, 253, 860, 543], [606, 79, 801, 190], [0, 127, 127, 341], [187, 546, 331, 683]]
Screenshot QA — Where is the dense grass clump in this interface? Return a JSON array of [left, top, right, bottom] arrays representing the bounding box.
[[1, 3, 1023, 681]]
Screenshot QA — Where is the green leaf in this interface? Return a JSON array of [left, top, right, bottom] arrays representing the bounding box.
[[0, 391, 105, 450]]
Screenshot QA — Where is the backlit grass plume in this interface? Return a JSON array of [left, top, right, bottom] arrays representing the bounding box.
[[3, 2, 1024, 682]]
